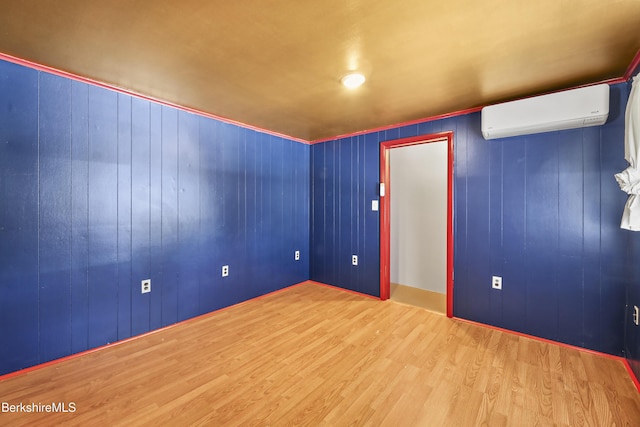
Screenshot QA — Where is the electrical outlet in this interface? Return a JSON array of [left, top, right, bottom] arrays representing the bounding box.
[[352, 255, 358, 266], [492, 276, 502, 290], [634, 305, 639, 326], [141, 279, 151, 294], [295, 250, 300, 261], [222, 265, 229, 277]]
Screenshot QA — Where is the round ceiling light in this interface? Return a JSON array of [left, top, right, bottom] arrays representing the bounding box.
[[341, 73, 366, 89]]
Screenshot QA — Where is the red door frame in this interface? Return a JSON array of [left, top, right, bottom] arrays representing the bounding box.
[[379, 131, 454, 318]]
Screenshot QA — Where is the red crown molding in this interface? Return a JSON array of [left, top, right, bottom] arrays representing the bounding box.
[[2, 48, 638, 145], [312, 107, 482, 144], [310, 74, 626, 145], [0, 52, 309, 145], [624, 49, 640, 81], [310, 76, 626, 144], [311, 48, 640, 144]]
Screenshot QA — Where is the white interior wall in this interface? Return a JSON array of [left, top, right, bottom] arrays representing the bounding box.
[[390, 141, 447, 293]]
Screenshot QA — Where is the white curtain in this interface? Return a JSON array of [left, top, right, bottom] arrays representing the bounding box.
[[615, 75, 640, 230]]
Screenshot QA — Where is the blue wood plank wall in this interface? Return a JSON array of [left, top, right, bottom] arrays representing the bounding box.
[[310, 134, 380, 295], [0, 59, 310, 376], [311, 82, 631, 356], [628, 211, 640, 379], [624, 63, 640, 383]]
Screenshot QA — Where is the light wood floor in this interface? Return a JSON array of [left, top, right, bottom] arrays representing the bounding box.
[[390, 282, 446, 315], [1, 282, 639, 426]]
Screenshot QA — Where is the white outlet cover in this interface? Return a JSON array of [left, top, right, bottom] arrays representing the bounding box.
[[372, 200, 379, 211], [492, 276, 502, 290], [222, 265, 229, 277], [141, 279, 151, 294], [295, 250, 300, 261], [352, 255, 358, 266]]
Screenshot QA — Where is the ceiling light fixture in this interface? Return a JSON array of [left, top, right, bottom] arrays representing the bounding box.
[[341, 73, 366, 89]]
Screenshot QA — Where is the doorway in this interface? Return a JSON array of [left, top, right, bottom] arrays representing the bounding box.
[[379, 132, 453, 317]]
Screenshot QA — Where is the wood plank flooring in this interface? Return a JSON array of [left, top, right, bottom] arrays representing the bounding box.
[[1, 282, 639, 426]]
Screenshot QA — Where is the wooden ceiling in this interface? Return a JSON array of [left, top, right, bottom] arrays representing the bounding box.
[[0, 0, 639, 141]]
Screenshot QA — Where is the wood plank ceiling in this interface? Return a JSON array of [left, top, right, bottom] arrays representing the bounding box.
[[0, 0, 639, 141]]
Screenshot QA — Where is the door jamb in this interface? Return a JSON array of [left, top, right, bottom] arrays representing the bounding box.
[[379, 131, 454, 318]]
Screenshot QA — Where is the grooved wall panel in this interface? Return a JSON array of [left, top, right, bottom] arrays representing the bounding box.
[[177, 110, 200, 321], [311, 83, 630, 355], [160, 106, 179, 327], [131, 97, 151, 336], [39, 73, 73, 362], [310, 135, 379, 295], [87, 85, 119, 348], [117, 93, 132, 341], [70, 81, 90, 354], [0, 64, 39, 371], [0, 59, 310, 376], [149, 104, 163, 331]]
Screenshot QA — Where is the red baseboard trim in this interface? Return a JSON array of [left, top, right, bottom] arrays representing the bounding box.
[[3, 281, 639, 395], [456, 317, 640, 393], [0, 52, 309, 145], [623, 359, 640, 394], [454, 317, 624, 361], [0, 329, 164, 382], [0, 280, 312, 382], [307, 280, 380, 300]]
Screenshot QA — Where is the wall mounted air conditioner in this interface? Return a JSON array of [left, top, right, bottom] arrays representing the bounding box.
[[481, 83, 609, 140]]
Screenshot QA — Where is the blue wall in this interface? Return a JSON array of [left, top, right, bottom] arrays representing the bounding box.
[[624, 64, 640, 381], [310, 135, 380, 294], [627, 223, 640, 377], [0, 60, 310, 376], [311, 82, 630, 355]]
